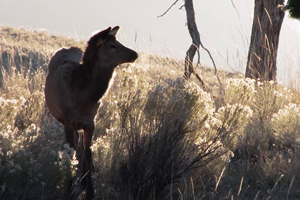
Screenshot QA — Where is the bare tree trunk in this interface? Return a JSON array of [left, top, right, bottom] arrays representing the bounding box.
[[245, 0, 285, 81], [184, 0, 204, 86], [159, 0, 223, 90]]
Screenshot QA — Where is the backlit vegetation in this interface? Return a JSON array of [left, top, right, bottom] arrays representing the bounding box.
[[0, 27, 300, 199]]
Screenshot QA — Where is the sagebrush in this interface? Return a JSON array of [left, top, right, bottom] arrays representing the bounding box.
[[1, 26, 300, 200]]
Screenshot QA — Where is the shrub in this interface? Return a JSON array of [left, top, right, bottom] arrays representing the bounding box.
[[91, 66, 255, 199], [0, 65, 71, 199]]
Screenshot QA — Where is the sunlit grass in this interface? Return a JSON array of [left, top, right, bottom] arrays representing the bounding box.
[[1, 26, 300, 199]]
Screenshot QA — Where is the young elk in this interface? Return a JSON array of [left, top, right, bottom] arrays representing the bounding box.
[[45, 26, 138, 199]]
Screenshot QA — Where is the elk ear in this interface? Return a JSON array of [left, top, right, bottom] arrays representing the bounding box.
[[95, 27, 111, 47], [109, 26, 120, 36]]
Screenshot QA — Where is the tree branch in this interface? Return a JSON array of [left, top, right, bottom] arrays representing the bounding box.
[[184, 0, 224, 94], [184, 0, 204, 86], [157, 0, 180, 18], [159, 0, 224, 93], [199, 40, 224, 95]]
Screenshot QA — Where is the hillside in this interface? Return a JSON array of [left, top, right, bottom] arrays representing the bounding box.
[[0, 26, 241, 89], [0, 26, 300, 200], [0, 27, 85, 74]]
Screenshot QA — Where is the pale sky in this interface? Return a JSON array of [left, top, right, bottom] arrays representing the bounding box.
[[1, 0, 300, 85]]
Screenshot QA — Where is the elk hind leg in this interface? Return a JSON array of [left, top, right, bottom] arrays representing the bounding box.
[[82, 124, 94, 199]]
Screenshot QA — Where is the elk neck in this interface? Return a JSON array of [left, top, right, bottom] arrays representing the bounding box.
[[79, 62, 116, 104]]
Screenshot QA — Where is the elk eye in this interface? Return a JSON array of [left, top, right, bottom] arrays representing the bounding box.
[[110, 44, 117, 49]]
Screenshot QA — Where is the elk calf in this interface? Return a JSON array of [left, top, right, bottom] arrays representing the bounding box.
[[45, 26, 138, 199]]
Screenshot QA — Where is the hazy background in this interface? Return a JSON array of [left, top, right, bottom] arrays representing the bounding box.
[[1, 0, 300, 84]]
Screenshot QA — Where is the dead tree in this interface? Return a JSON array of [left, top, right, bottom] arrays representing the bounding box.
[[184, 0, 204, 85], [245, 0, 285, 81], [159, 0, 223, 91]]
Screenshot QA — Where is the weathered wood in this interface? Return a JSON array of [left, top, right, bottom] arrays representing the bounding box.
[[184, 0, 204, 86], [159, 0, 223, 90], [245, 0, 285, 81]]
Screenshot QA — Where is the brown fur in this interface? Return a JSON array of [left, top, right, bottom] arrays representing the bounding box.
[[44, 26, 138, 199]]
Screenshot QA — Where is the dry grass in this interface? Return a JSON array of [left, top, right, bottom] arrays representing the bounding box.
[[0, 26, 300, 200]]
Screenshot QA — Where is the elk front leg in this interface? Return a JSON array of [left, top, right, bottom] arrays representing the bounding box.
[[64, 125, 75, 149], [63, 124, 78, 199], [64, 125, 79, 151]]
